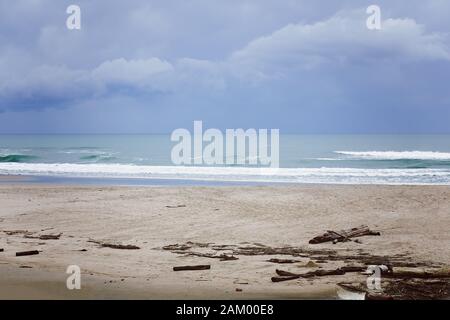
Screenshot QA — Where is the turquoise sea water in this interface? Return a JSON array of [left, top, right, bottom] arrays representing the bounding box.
[[1, 134, 450, 185]]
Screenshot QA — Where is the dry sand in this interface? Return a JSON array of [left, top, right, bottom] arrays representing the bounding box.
[[0, 184, 449, 299]]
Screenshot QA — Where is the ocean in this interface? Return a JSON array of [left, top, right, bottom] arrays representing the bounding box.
[[1, 134, 450, 185]]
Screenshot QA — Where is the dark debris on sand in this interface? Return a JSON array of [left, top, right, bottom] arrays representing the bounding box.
[[160, 238, 449, 300]]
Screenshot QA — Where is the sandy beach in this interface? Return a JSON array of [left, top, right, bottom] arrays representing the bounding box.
[[0, 183, 449, 299]]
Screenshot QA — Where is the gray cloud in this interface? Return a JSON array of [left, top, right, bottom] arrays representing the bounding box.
[[3, 7, 449, 110], [0, 1, 449, 132], [229, 10, 449, 79]]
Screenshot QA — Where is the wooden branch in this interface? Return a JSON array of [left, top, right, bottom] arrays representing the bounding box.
[[272, 268, 347, 282], [88, 239, 140, 249], [275, 269, 299, 277], [267, 258, 300, 264], [309, 225, 380, 244], [3, 230, 31, 236], [271, 275, 302, 282], [386, 269, 450, 279], [24, 233, 62, 240], [173, 265, 211, 271], [101, 243, 140, 250], [16, 250, 39, 257]]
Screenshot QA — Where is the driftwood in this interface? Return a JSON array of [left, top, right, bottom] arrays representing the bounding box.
[[163, 244, 192, 251], [3, 230, 32, 236], [161, 242, 439, 270], [101, 243, 140, 250], [185, 252, 238, 261], [339, 277, 450, 300], [161, 241, 335, 258], [309, 225, 380, 244], [161, 240, 446, 299], [24, 233, 62, 240], [88, 239, 140, 250], [218, 255, 239, 261], [39, 234, 61, 240], [16, 250, 39, 257], [386, 268, 450, 279], [267, 258, 300, 264], [272, 266, 367, 282], [272, 268, 347, 282], [166, 205, 186, 208], [338, 268, 450, 300], [163, 242, 238, 261], [173, 265, 211, 271]]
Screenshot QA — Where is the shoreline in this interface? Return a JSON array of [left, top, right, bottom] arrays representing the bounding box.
[[0, 184, 449, 299], [1, 174, 450, 187]]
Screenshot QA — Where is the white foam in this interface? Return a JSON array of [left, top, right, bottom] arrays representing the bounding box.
[[0, 162, 449, 185], [335, 151, 450, 160]]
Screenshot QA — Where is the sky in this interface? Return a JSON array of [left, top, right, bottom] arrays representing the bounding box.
[[0, 0, 449, 134]]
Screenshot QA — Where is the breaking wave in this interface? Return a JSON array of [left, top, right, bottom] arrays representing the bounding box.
[[334, 151, 450, 161], [0, 154, 37, 163], [79, 154, 117, 162], [0, 163, 449, 185]]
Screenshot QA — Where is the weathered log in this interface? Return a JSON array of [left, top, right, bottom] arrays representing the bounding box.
[[272, 268, 347, 282], [16, 250, 39, 257], [314, 269, 346, 276], [173, 265, 211, 271], [88, 239, 140, 250], [309, 225, 380, 244], [267, 258, 300, 264], [271, 275, 302, 282], [39, 234, 61, 240], [277, 268, 347, 277], [275, 269, 299, 277], [24, 233, 62, 240], [386, 268, 450, 279]]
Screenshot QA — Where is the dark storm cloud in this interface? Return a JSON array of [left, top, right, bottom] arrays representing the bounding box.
[[0, 0, 449, 132]]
